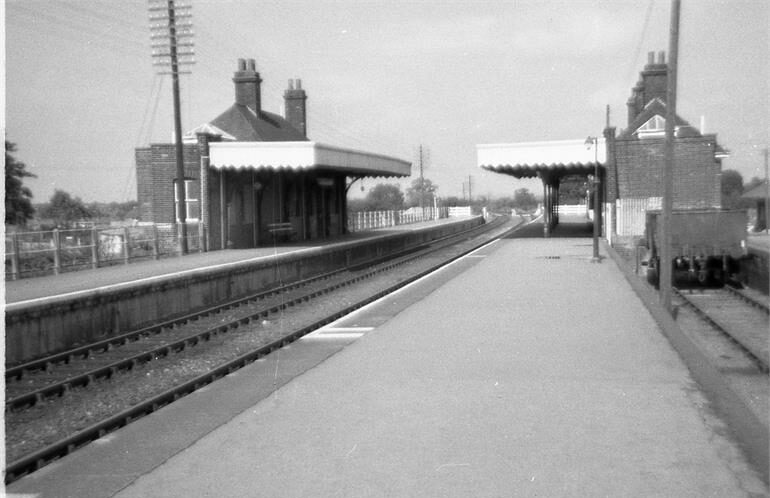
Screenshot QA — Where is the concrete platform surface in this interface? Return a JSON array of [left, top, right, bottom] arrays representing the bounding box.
[[7, 234, 767, 497]]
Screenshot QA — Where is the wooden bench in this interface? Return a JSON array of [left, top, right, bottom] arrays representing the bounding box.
[[267, 222, 296, 242]]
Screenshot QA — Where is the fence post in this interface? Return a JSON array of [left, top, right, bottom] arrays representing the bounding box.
[[123, 227, 131, 265], [52, 229, 61, 275], [91, 227, 99, 269], [10, 232, 20, 280], [153, 224, 160, 260]]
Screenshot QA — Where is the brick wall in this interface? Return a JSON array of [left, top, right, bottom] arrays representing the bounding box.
[[135, 147, 153, 221], [613, 135, 721, 209], [135, 143, 201, 223]]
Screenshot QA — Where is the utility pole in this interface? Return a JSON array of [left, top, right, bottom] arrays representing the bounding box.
[[418, 145, 425, 212], [765, 147, 770, 233], [149, 0, 195, 254], [660, 0, 680, 312], [467, 175, 472, 202]]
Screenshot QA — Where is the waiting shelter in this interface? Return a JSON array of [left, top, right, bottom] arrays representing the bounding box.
[[477, 138, 606, 236], [200, 139, 410, 248]]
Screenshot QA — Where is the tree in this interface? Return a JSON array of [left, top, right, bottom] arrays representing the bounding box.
[[720, 169, 744, 209], [512, 188, 538, 212], [87, 201, 140, 222], [40, 189, 92, 228], [5, 141, 37, 225], [405, 177, 438, 208], [363, 183, 404, 211], [442, 195, 465, 207], [744, 176, 764, 192], [558, 176, 589, 204]]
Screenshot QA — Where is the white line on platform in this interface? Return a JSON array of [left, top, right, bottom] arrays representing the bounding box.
[[301, 332, 365, 341], [318, 327, 375, 333]]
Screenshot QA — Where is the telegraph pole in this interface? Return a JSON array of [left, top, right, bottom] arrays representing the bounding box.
[[765, 147, 770, 233], [467, 175, 472, 202], [419, 145, 425, 212], [149, 0, 194, 254], [660, 0, 680, 312]]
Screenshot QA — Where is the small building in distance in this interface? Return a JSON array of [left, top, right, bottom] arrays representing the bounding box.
[[742, 180, 768, 232], [136, 59, 410, 250]]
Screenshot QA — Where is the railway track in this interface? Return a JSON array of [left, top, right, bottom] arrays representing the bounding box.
[[5, 215, 523, 484], [6, 216, 509, 408], [673, 286, 769, 373]]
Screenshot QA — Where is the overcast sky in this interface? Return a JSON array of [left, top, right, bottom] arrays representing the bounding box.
[[5, 0, 769, 204]]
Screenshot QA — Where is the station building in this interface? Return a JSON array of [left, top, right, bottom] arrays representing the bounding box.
[[136, 59, 410, 250], [477, 51, 728, 241]]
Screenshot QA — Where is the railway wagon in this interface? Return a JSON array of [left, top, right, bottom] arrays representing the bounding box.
[[644, 209, 747, 288]]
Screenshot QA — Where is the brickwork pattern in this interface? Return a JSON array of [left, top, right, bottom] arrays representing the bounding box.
[[135, 143, 201, 223], [614, 136, 721, 209]]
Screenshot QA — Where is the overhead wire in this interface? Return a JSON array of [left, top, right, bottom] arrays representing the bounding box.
[[9, 4, 150, 62], [626, 0, 656, 84]]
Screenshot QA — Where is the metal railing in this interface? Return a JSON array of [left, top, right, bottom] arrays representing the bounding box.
[[5, 223, 206, 280]]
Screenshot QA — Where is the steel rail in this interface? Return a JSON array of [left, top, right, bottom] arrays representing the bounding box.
[[673, 287, 769, 373], [723, 284, 770, 315]]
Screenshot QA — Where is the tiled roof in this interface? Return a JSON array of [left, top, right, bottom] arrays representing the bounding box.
[[620, 98, 694, 139], [183, 123, 236, 142], [742, 180, 769, 199], [208, 104, 308, 142]]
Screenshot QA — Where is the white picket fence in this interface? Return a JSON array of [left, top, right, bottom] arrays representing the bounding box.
[[616, 197, 661, 236], [556, 204, 589, 216], [347, 207, 450, 232]]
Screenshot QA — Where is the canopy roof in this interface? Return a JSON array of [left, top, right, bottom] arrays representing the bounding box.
[[742, 180, 769, 200], [477, 138, 606, 178], [210, 141, 411, 177]]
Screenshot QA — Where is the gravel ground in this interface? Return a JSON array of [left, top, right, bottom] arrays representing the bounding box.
[[6, 222, 511, 464]]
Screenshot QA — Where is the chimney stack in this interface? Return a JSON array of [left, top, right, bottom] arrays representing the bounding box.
[[627, 50, 669, 125], [233, 58, 262, 113], [284, 78, 308, 137]]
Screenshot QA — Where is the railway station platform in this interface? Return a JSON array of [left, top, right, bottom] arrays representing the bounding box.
[[4, 217, 471, 304], [6, 218, 767, 497]]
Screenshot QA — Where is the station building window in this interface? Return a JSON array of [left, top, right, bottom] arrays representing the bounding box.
[[174, 179, 200, 222]]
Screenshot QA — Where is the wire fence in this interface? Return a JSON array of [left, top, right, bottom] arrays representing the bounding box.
[[5, 223, 206, 280], [6, 208, 463, 280]]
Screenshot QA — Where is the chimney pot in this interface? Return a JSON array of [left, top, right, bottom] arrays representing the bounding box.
[[647, 52, 655, 65], [658, 51, 665, 64], [284, 77, 307, 137], [233, 58, 261, 112]]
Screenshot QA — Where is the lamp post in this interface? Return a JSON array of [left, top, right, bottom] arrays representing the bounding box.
[[585, 136, 601, 262]]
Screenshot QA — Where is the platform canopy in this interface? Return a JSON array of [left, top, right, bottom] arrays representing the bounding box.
[[477, 138, 606, 178], [209, 141, 411, 178]]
